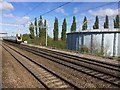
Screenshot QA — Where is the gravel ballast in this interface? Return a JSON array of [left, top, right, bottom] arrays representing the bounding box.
[[2, 44, 44, 88], [7, 43, 118, 88]]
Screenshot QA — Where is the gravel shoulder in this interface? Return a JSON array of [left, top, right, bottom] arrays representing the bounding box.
[[2, 44, 44, 88]]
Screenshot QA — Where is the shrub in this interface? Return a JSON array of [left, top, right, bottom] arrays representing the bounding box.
[[79, 45, 89, 53]]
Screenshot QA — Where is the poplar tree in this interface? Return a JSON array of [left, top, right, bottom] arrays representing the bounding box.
[[116, 15, 119, 28], [39, 20, 47, 45], [38, 15, 43, 38], [70, 16, 76, 32], [44, 20, 47, 32], [114, 15, 119, 28], [53, 17, 58, 41], [43, 20, 47, 38], [34, 18, 38, 37], [29, 22, 35, 39], [61, 18, 67, 41], [104, 15, 109, 29], [114, 19, 116, 28], [82, 16, 87, 30], [93, 16, 99, 29]]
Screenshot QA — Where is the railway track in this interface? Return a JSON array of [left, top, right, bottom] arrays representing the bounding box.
[[2, 41, 120, 88], [22, 44, 120, 68], [1, 43, 79, 89]]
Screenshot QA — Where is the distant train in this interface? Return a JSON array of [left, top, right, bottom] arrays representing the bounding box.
[[3, 33, 22, 44]]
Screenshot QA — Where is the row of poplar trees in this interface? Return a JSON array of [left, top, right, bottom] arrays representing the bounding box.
[[29, 16, 67, 42], [29, 15, 119, 42], [29, 16, 46, 40], [82, 15, 119, 30], [53, 17, 67, 41]]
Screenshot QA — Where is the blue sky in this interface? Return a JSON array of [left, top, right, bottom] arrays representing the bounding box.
[[0, 1, 119, 38]]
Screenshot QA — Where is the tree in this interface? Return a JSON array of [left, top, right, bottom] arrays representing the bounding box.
[[104, 15, 109, 29], [116, 15, 119, 28], [53, 17, 58, 41], [39, 19, 46, 38], [29, 22, 35, 39], [70, 16, 76, 32], [114, 15, 119, 28], [44, 19, 47, 37], [93, 16, 99, 29], [61, 18, 67, 41], [38, 15, 43, 38], [82, 16, 87, 30], [44, 19, 47, 32], [43, 19, 47, 39], [39, 19, 47, 45], [34, 18, 38, 37], [113, 19, 116, 28]]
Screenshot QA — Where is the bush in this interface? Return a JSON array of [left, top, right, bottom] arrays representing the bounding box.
[[93, 49, 104, 56], [22, 33, 67, 50], [22, 34, 31, 43], [79, 45, 89, 53], [48, 40, 67, 49], [56, 41, 67, 49]]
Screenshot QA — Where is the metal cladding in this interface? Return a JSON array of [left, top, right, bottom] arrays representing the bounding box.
[[67, 29, 120, 57]]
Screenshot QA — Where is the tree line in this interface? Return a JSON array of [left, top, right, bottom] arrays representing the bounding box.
[[82, 15, 119, 30], [26, 15, 119, 44], [28, 15, 67, 42]]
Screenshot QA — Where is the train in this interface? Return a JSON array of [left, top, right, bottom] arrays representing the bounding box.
[[3, 33, 22, 44]]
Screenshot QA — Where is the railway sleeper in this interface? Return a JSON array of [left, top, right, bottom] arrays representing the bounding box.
[[114, 80, 120, 84]]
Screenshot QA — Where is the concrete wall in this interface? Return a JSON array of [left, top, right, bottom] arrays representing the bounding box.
[[67, 31, 120, 57], [104, 34, 114, 56]]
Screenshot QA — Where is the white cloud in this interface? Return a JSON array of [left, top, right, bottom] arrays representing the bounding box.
[[0, 1, 14, 11], [3, 13, 30, 24], [3, 13, 14, 18], [55, 7, 65, 14], [16, 16, 30, 24], [89, 8, 119, 17], [73, 7, 79, 14]]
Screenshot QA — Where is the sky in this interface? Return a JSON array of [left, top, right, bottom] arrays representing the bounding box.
[[0, 0, 119, 38]]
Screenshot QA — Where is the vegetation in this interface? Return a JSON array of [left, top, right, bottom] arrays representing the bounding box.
[[82, 16, 87, 30], [29, 22, 35, 39], [104, 15, 109, 29], [38, 15, 43, 38], [79, 45, 89, 53], [53, 17, 59, 41], [114, 15, 119, 28], [23, 14, 119, 54], [22, 34, 30, 41], [39, 19, 47, 46], [61, 18, 67, 41], [70, 16, 76, 32], [34, 18, 38, 37], [93, 16, 99, 29], [48, 39, 66, 49]]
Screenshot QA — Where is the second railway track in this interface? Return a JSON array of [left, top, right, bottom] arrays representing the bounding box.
[[21, 44, 120, 70]]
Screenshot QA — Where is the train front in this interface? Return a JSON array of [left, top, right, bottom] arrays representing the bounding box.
[[16, 33, 22, 44]]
